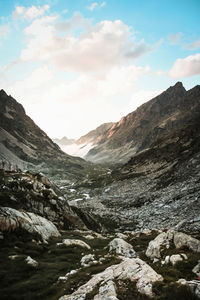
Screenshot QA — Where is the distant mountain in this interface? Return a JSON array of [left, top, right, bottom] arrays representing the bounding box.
[[84, 82, 200, 163], [0, 89, 91, 181], [54, 122, 113, 158], [53, 136, 75, 146]]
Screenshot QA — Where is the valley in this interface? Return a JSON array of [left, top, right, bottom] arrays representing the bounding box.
[[0, 83, 200, 299]]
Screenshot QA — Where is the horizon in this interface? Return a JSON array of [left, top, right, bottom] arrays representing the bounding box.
[[0, 0, 200, 139]]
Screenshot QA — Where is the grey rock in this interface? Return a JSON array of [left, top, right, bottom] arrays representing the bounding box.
[[108, 238, 136, 258]]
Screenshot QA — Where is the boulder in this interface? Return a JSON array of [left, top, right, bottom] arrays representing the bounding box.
[[108, 238, 136, 258], [0, 207, 60, 241], [94, 280, 118, 300], [192, 261, 200, 276], [174, 232, 200, 252], [163, 254, 187, 266], [25, 256, 38, 267], [81, 254, 98, 267], [57, 239, 91, 250], [59, 258, 163, 299], [146, 231, 174, 259]]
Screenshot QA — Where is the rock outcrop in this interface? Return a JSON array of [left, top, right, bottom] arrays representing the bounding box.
[[59, 258, 163, 299], [0, 206, 60, 241], [108, 238, 136, 258], [174, 232, 200, 252], [0, 169, 89, 231]]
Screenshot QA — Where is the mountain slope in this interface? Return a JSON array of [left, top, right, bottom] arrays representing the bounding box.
[[54, 122, 113, 158], [85, 82, 200, 163], [0, 89, 92, 181]]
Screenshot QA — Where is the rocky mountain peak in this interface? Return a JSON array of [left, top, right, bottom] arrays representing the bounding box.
[[0, 90, 25, 115], [164, 81, 186, 97]]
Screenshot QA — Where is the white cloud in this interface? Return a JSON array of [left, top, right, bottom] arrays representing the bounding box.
[[7, 66, 53, 102], [169, 53, 200, 78], [5, 62, 150, 138], [20, 17, 152, 73], [13, 5, 49, 20], [88, 2, 98, 11], [87, 2, 106, 10], [129, 90, 162, 110], [55, 12, 90, 32], [169, 32, 182, 45], [0, 25, 9, 38], [185, 38, 200, 50]]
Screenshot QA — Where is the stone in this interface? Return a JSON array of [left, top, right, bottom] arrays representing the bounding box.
[[94, 280, 118, 300], [174, 232, 200, 252], [108, 238, 136, 258], [115, 233, 127, 240], [81, 254, 96, 267], [0, 207, 60, 242], [8, 255, 21, 260], [177, 278, 187, 285], [25, 256, 38, 267], [192, 261, 200, 276], [188, 280, 200, 299], [59, 258, 163, 300], [146, 231, 174, 259], [169, 254, 187, 266], [57, 239, 91, 250]]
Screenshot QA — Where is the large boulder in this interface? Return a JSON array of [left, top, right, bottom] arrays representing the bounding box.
[[59, 258, 163, 299], [174, 232, 200, 252], [0, 206, 60, 241], [146, 231, 174, 259], [108, 238, 136, 258]]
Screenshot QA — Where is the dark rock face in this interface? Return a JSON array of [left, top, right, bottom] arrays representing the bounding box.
[[85, 83, 200, 163], [0, 90, 92, 182], [0, 169, 87, 231]]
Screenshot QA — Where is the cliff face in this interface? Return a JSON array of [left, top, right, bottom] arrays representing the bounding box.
[[85, 83, 200, 163], [0, 90, 91, 181]]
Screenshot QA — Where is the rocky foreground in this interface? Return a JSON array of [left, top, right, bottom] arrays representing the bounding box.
[[1, 225, 200, 299], [1, 169, 200, 299]]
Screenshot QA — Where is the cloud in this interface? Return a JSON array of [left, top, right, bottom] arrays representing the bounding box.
[[87, 2, 106, 11], [88, 2, 98, 11], [55, 12, 90, 32], [13, 5, 49, 20], [8, 66, 53, 99], [169, 32, 182, 45], [0, 25, 9, 38], [185, 38, 200, 50], [20, 16, 152, 73], [5, 63, 150, 138], [169, 53, 200, 78]]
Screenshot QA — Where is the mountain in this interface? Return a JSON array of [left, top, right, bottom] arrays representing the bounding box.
[[0, 89, 93, 182], [83, 82, 200, 164], [72, 83, 200, 231], [53, 136, 75, 146], [54, 122, 113, 158]]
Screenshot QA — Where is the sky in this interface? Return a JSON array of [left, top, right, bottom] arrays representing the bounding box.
[[0, 0, 200, 139]]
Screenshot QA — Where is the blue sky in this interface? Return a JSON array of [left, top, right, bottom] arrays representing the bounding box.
[[0, 0, 200, 138]]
